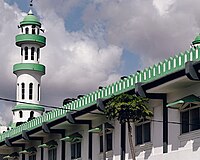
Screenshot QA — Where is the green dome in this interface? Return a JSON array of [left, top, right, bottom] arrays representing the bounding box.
[[20, 11, 41, 27], [192, 35, 200, 45]]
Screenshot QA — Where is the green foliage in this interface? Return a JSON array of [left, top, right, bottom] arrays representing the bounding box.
[[104, 93, 153, 124]]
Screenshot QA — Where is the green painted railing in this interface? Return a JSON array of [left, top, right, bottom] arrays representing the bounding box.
[[0, 46, 200, 142]]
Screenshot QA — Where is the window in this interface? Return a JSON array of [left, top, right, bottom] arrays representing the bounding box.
[[25, 47, 28, 60], [48, 148, 57, 160], [37, 48, 40, 61], [19, 111, 23, 118], [17, 83, 19, 99], [181, 104, 200, 134], [25, 27, 29, 34], [37, 84, 40, 101], [30, 111, 34, 118], [21, 48, 23, 56], [135, 122, 151, 145], [37, 28, 40, 35], [21, 83, 25, 99], [31, 47, 35, 60], [29, 83, 33, 100], [100, 132, 113, 153], [71, 142, 81, 159], [29, 154, 36, 160], [32, 25, 36, 34]]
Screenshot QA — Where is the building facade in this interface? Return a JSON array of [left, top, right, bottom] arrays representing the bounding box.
[[1, 7, 200, 160]]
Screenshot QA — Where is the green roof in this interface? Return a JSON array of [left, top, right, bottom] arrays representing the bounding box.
[[20, 11, 41, 27], [192, 35, 200, 45], [12, 104, 45, 112], [167, 94, 200, 109]]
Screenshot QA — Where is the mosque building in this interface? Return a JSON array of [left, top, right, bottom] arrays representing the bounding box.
[[1, 3, 200, 160]]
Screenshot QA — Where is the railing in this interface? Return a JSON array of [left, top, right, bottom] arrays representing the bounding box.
[[0, 46, 200, 142]]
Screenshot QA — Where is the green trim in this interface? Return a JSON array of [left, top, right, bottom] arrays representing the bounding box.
[[2, 41, 200, 143], [20, 14, 41, 27], [167, 94, 200, 108], [13, 63, 45, 75], [19, 147, 37, 154], [16, 34, 46, 47], [12, 104, 45, 112], [60, 133, 82, 142], [38, 140, 58, 148], [88, 127, 101, 133]]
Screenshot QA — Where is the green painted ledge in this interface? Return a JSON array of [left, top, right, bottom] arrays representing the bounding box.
[[16, 34, 46, 47], [12, 104, 45, 112], [13, 63, 45, 75]]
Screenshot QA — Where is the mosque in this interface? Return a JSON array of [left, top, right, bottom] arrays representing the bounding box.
[[1, 3, 200, 160]]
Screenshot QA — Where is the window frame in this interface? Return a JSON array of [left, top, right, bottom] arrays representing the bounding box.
[[71, 141, 81, 160], [180, 103, 200, 134], [135, 121, 151, 146], [99, 131, 113, 153], [48, 147, 57, 160], [29, 154, 36, 160]]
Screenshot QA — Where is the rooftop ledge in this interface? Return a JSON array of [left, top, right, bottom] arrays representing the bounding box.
[[12, 104, 45, 112], [1, 46, 200, 143], [13, 63, 45, 75], [16, 34, 46, 48]]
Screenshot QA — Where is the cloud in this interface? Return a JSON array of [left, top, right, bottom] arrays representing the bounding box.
[[82, 0, 200, 67], [0, 0, 123, 123]]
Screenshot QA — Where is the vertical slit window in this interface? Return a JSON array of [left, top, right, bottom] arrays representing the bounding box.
[[30, 111, 34, 118], [31, 47, 35, 60], [25, 27, 29, 34], [32, 25, 36, 34], [38, 84, 40, 101], [19, 111, 23, 118], [21, 83, 25, 99], [25, 47, 28, 60], [29, 83, 33, 100], [17, 83, 19, 99], [37, 28, 40, 35], [37, 48, 40, 61], [21, 48, 23, 56]]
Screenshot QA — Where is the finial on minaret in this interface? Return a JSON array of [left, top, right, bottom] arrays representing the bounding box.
[[30, 0, 33, 7]]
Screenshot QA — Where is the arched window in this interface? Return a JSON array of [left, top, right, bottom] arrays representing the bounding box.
[[32, 25, 36, 34], [29, 83, 33, 100], [19, 111, 23, 118], [21, 83, 25, 99], [37, 48, 40, 61], [25, 27, 29, 34], [31, 47, 35, 60], [21, 48, 23, 56], [25, 47, 28, 60], [30, 111, 34, 118], [38, 84, 40, 101]]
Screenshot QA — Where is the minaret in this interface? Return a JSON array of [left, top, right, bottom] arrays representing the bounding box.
[[12, 9, 46, 124]]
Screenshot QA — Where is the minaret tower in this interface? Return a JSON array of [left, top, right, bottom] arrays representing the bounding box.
[[12, 5, 46, 124]]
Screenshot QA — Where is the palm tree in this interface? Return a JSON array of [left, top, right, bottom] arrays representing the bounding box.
[[104, 93, 153, 160]]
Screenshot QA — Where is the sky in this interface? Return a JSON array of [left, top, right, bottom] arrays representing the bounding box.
[[0, 0, 200, 124]]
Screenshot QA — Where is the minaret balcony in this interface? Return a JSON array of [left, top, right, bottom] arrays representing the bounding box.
[[16, 34, 46, 47], [13, 63, 45, 75]]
